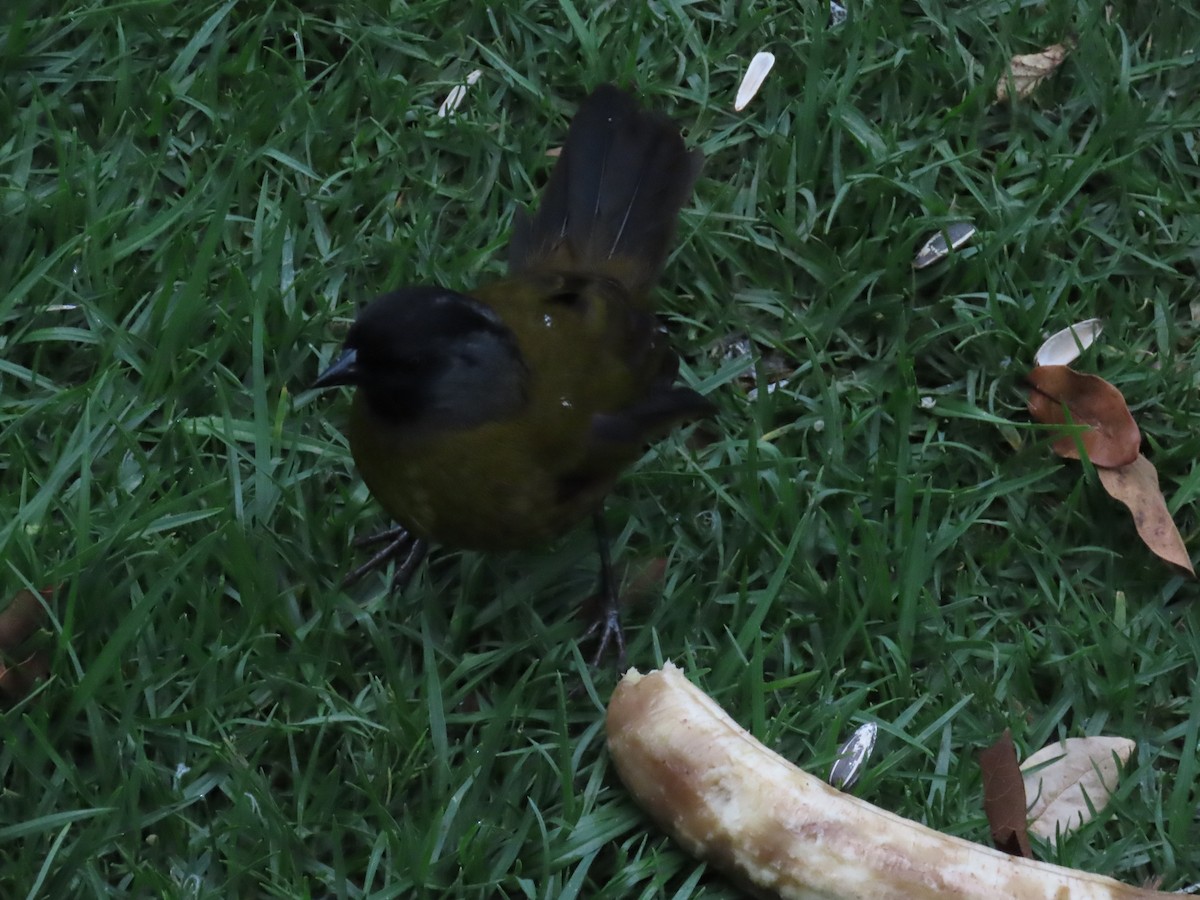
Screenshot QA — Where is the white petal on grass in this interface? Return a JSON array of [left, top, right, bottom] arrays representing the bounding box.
[[735, 51, 776, 111], [1034, 319, 1104, 367], [829, 721, 877, 790], [913, 221, 977, 268], [1020, 736, 1135, 843], [437, 69, 483, 118], [746, 378, 788, 402]]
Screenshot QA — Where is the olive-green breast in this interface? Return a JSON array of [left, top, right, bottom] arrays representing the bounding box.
[[347, 272, 655, 551]]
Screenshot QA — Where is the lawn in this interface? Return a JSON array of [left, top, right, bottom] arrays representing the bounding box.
[[3, 0, 1200, 897]]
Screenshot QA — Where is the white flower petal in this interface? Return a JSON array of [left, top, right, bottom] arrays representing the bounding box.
[[437, 69, 483, 118], [913, 222, 977, 269], [735, 51, 776, 112], [1034, 319, 1104, 367]]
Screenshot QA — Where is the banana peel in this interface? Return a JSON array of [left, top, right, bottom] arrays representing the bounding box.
[[606, 663, 1171, 900]]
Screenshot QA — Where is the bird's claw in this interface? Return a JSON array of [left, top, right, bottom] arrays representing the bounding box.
[[342, 525, 428, 592], [581, 590, 627, 671]]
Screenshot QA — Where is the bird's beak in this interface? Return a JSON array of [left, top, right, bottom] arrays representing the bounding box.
[[312, 349, 360, 389]]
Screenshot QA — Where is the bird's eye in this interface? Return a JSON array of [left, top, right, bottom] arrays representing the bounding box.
[[546, 273, 593, 308], [549, 288, 583, 306]]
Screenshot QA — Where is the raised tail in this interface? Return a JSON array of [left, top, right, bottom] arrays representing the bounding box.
[[508, 85, 704, 297]]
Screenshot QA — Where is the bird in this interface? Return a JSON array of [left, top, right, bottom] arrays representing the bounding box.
[[313, 84, 711, 664]]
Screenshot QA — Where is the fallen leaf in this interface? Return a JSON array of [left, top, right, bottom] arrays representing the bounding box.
[[0, 588, 54, 705], [979, 729, 1033, 858], [996, 42, 1071, 102], [735, 51, 775, 111], [1027, 366, 1140, 467], [1097, 455, 1194, 576], [1022, 736, 1135, 843], [1034, 319, 1104, 367], [0, 588, 49, 650], [623, 557, 668, 607], [0, 651, 50, 701]]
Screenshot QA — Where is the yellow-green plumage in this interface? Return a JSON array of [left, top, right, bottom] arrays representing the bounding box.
[[321, 84, 709, 559], [347, 270, 677, 549]]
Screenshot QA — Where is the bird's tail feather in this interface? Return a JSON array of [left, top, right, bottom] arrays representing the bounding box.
[[508, 85, 703, 297]]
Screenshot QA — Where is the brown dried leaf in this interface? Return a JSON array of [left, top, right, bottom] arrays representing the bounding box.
[[979, 729, 1033, 858], [0, 651, 50, 702], [0, 589, 49, 651], [0, 588, 54, 705], [1097, 455, 1195, 576], [1022, 736, 1135, 844], [623, 557, 668, 607], [1027, 366, 1140, 468], [996, 42, 1071, 102]]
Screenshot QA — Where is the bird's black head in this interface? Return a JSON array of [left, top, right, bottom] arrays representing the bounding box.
[[314, 286, 528, 430]]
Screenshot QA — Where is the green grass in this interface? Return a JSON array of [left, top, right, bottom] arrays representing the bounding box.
[[3, 0, 1200, 896]]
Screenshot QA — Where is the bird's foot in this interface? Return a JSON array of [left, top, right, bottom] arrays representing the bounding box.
[[580, 511, 629, 670], [343, 525, 428, 592], [580, 588, 627, 671]]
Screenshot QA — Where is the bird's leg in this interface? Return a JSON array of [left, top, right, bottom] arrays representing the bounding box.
[[343, 525, 428, 592], [580, 512, 626, 669], [352, 524, 410, 549]]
